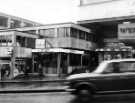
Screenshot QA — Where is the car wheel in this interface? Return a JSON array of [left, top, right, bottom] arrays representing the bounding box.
[[76, 86, 93, 101]]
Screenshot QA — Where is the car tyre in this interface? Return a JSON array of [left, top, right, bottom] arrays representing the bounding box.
[[76, 86, 93, 101]]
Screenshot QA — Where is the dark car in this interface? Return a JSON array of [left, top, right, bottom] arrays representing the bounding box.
[[66, 59, 135, 99]]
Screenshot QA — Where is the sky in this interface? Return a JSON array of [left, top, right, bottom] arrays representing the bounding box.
[[0, 0, 79, 24]]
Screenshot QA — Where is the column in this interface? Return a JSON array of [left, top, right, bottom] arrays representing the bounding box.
[[81, 54, 83, 67], [32, 54, 35, 73], [7, 17, 11, 28], [10, 33, 16, 78], [67, 53, 70, 74], [57, 53, 61, 77]]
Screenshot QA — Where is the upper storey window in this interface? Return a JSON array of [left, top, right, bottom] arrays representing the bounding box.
[[57, 27, 70, 37], [40, 28, 55, 37], [80, 0, 119, 6]]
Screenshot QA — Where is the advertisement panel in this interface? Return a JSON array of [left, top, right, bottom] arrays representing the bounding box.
[[118, 23, 135, 40]]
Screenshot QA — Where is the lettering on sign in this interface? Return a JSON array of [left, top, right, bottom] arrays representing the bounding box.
[[120, 28, 135, 34], [118, 23, 135, 40]]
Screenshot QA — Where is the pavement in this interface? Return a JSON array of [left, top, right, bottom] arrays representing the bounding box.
[[0, 77, 68, 93]]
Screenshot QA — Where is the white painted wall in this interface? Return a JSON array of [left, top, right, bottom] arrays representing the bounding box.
[[77, 0, 135, 21]]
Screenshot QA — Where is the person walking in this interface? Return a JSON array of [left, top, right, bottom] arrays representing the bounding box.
[[38, 64, 44, 77]]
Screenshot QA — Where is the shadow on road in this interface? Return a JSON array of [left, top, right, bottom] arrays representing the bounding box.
[[69, 94, 135, 103]]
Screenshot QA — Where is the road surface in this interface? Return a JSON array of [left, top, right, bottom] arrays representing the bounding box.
[[1, 92, 135, 103]]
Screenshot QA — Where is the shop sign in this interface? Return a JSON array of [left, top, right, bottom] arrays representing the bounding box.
[[118, 23, 135, 39], [0, 47, 13, 57], [16, 47, 32, 57], [36, 39, 45, 49]]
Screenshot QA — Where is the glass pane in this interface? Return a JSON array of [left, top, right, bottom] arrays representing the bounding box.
[[70, 28, 78, 38], [57, 27, 65, 37], [79, 31, 85, 40], [119, 62, 135, 72]]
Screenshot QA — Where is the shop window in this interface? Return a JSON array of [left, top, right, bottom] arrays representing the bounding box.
[[43, 53, 57, 74], [40, 29, 55, 37], [82, 54, 90, 66], [69, 54, 81, 66], [16, 36, 26, 47]]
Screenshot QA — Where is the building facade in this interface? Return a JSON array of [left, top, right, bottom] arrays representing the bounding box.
[[0, 12, 42, 29], [0, 30, 38, 79], [17, 23, 96, 76], [77, 0, 135, 63]]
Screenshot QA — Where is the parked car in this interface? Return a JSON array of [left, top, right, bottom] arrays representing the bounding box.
[[66, 59, 135, 99]]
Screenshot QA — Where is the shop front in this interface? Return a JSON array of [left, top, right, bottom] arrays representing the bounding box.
[[96, 41, 134, 63], [32, 48, 92, 77], [0, 31, 38, 79]]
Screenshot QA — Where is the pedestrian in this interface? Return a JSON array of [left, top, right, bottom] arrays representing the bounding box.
[[25, 66, 30, 76], [1, 66, 6, 80], [38, 64, 43, 77]]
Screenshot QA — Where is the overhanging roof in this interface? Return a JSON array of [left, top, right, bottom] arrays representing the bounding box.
[[78, 15, 135, 25]]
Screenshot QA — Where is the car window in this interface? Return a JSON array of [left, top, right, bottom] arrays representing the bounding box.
[[119, 61, 135, 72], [103, 62, 121, 73], [103, 63, 114, 73]]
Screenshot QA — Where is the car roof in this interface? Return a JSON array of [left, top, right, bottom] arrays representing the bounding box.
[[103, 58, 135, 63]]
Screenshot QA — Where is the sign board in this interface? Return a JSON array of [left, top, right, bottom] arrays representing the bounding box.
[[0, 47, 13, 57], [36, 39, 45, 49], [118, 23, 135, 40], [16, 47, 32, 57]]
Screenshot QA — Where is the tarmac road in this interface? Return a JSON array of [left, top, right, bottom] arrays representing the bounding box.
[[1, 92, 135, 103]]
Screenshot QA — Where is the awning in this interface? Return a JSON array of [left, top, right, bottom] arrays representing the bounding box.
[[32, 48, 84, 54]]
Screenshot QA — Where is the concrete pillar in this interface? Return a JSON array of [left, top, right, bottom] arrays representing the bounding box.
[[32, 54, 35, 73], [57, 53, 61, 76], [55, 28, 57, 37], [67, 53, 70, 74], [10, 33, 16, 78], [81, 54, 83, 67], [7, 17, 11, 28]]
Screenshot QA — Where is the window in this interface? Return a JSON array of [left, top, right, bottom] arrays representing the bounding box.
[[0, 16, 7, 27], [86, 33, 93, 41], [103, 63, 114, 73], [57, 27, 70, 37], [0, 35, 12, 46], [57, 27, 65, 37], [70, 28, 78, 38], [40, 29, 55, 37], [23, 30, 37, 35], [16, 36, 26, 47], [79, 31, 85, 40], [119, 62, 135, 72]]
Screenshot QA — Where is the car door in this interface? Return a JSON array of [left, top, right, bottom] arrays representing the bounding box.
[[94, 62, 127, 92], [119, 61, 135, 91]]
